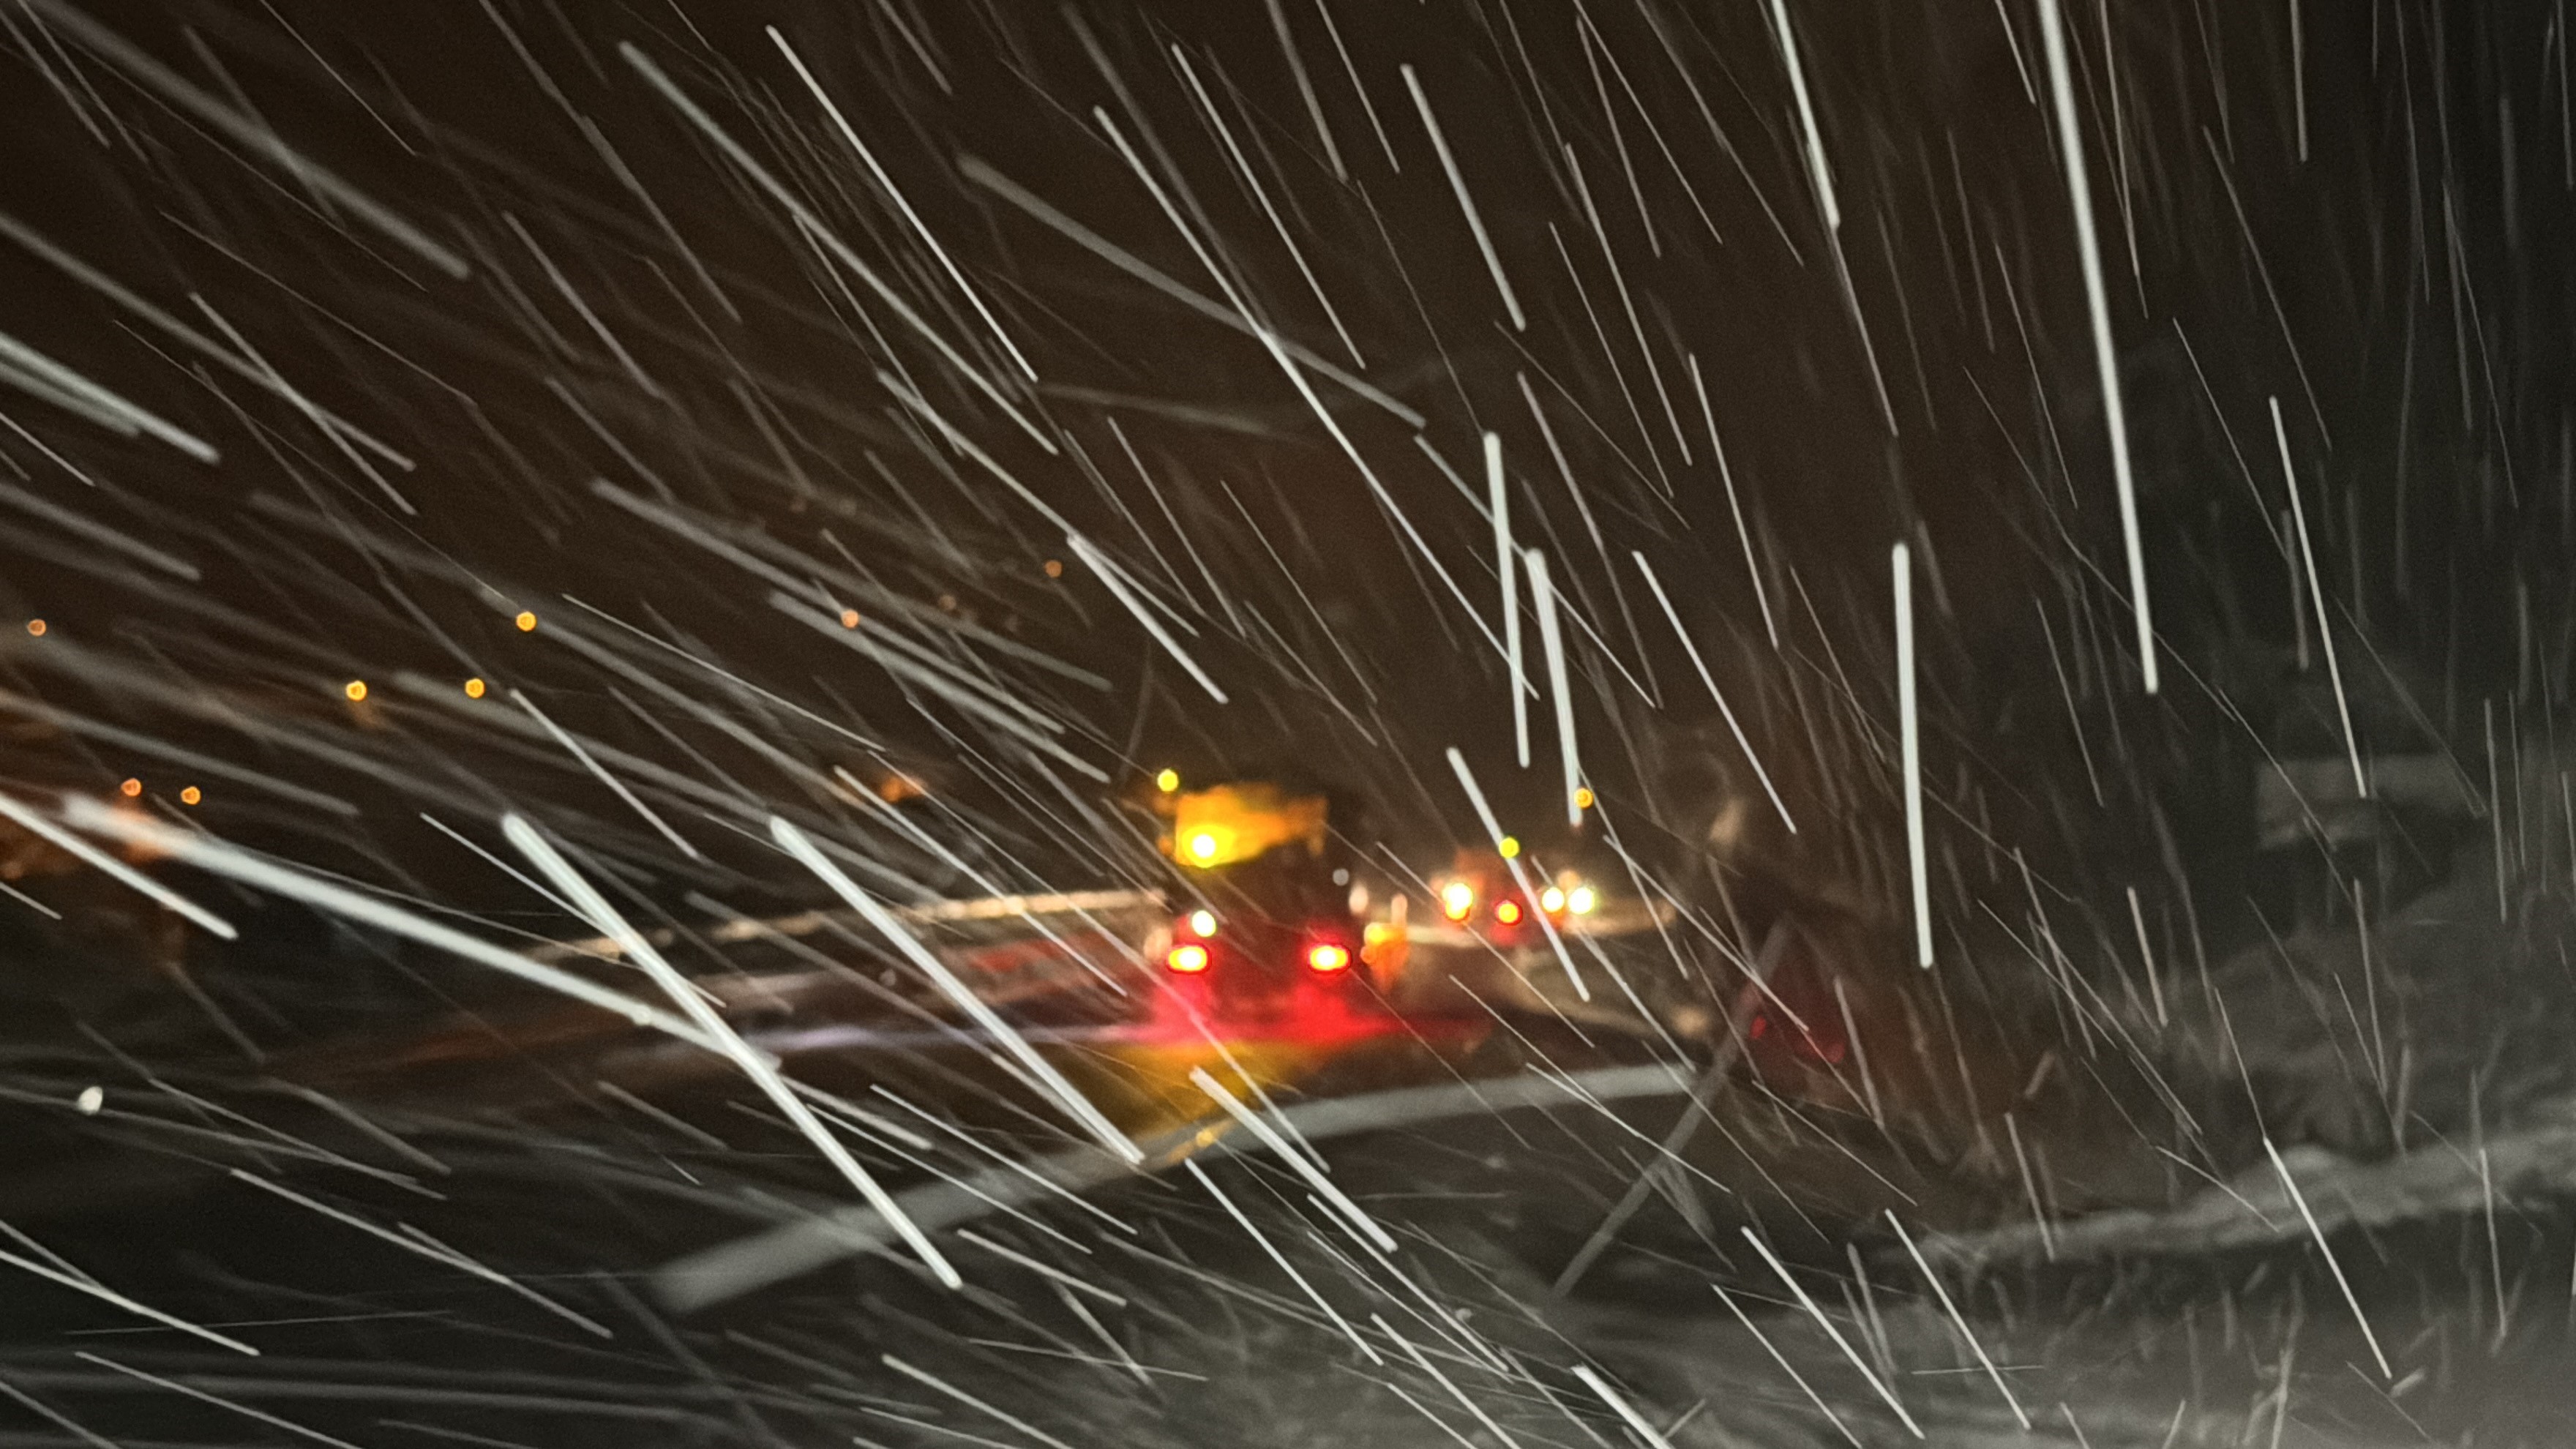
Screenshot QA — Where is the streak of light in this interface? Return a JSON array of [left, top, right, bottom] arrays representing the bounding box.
[[616, 43, 1055, 454], [1765, 0, 1839, 231], [22, 0, 468, 279], [1886, 1210, 2029, 1429], [2272, 397, 2367, 798], [0, 786, 233, 938], [1740, 1227, 1924, 1437], [2265, 1136, 2394, 1378], [953, 1228, 1124, 1307], [72, 1353, 361, 1449], [511, 689, 704, 862], [1067, 533, 1225, 705], [1262, 0, 1344, 181], [226, 1170, 613, 1338], [0, 1241, 258, 1356], [1182, 1160, 1382, 1365], [1630, 552, 1794, 832], [1711, 1283, 1861, 1449], [1171, 43, 1364, 370], [1893, 542, 1931, 967], [770, 27, 1038, 381], [2033, 0, 2158, 693], [503, 815, 961, 1289], [0, 328, 217, 463], [1400, 64, 1525, 329], [1525, 549, 1582, 825], [1444, 748, 1588, 1000], [959, 157, 1418, 425], [1372, 1313, 1523, 1449], [1086, 113, 1508, 668], [770, 816, 1142, 1164], [1569, 1364, 1677, 1449], [1489, 433, 1528, 767], [1186, 1067, 1396, 1254]]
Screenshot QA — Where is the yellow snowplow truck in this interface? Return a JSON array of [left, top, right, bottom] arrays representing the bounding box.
[[1142, 776, 1402, 993]]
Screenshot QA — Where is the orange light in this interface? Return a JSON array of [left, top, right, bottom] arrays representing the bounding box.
[[463, 677, 487, 698], [118, 778, 142, 798], [1494, 900, 1523, 925], [179, 786, 201, 806], [840, 609, 861, 629], [1043, 559, 1064, 579], [1165, 943, 1210, 974], [24, 619, 43, 637], [514, 610, 538, 632], [343, 681, 368, 702], [1305, 942, 1352, 973]]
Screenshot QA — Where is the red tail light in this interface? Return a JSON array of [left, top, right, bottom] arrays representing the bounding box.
[[1166, 943, 1210, 973], [1493, 899, 1523, 926], [1304, 942, 1352, 974]]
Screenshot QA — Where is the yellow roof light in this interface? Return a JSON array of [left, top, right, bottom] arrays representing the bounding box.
[[1497, 835, 1521, 860], [1156, 768, 1180, 793]]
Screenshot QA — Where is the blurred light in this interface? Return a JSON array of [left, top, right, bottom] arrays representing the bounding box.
[[1043, 559, 1064, 578], [1573, 786, 1595, 809], [463, 677, 486, 698], [514, 610, 538, 632], [23, 620, 42, 637], [839, 608, 861, 629], [1497, 836, 1521, 859], [1439, 880, 1475, 921], [1187, 909, 1217, 937], [1165, 943, 1210, 974], [344, 681, 368, 702], [118, 778, 141, 798], [1155, 768, 1180, 793], [1494, 900, 1523, 925], [1305, 942, 1352, 973], [1186, 831, 1220, 863], [75, 1086, 101, 1115], [179, 786, 201, 806], [1568, 884, 1598, 916], [1540, 886, 1567, 914]]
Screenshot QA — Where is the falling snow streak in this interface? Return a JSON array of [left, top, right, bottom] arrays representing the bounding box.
[[0, 1, 2566, 1445]]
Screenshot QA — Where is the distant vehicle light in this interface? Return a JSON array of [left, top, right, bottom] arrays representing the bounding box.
[[1187, 909, 1217, 937], [1439, 880, 1475, 921], [1156, 768, 1180, 793], [1573, 786, 1595, 810], [1540, 886, 1567, 915], [1166, 943, 1210, 973], [1568, 884, 1599, 916], [1497, 835, 1521, 859], [1494, 899, 1523, 925], [1305, 942, 1352, 973]]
